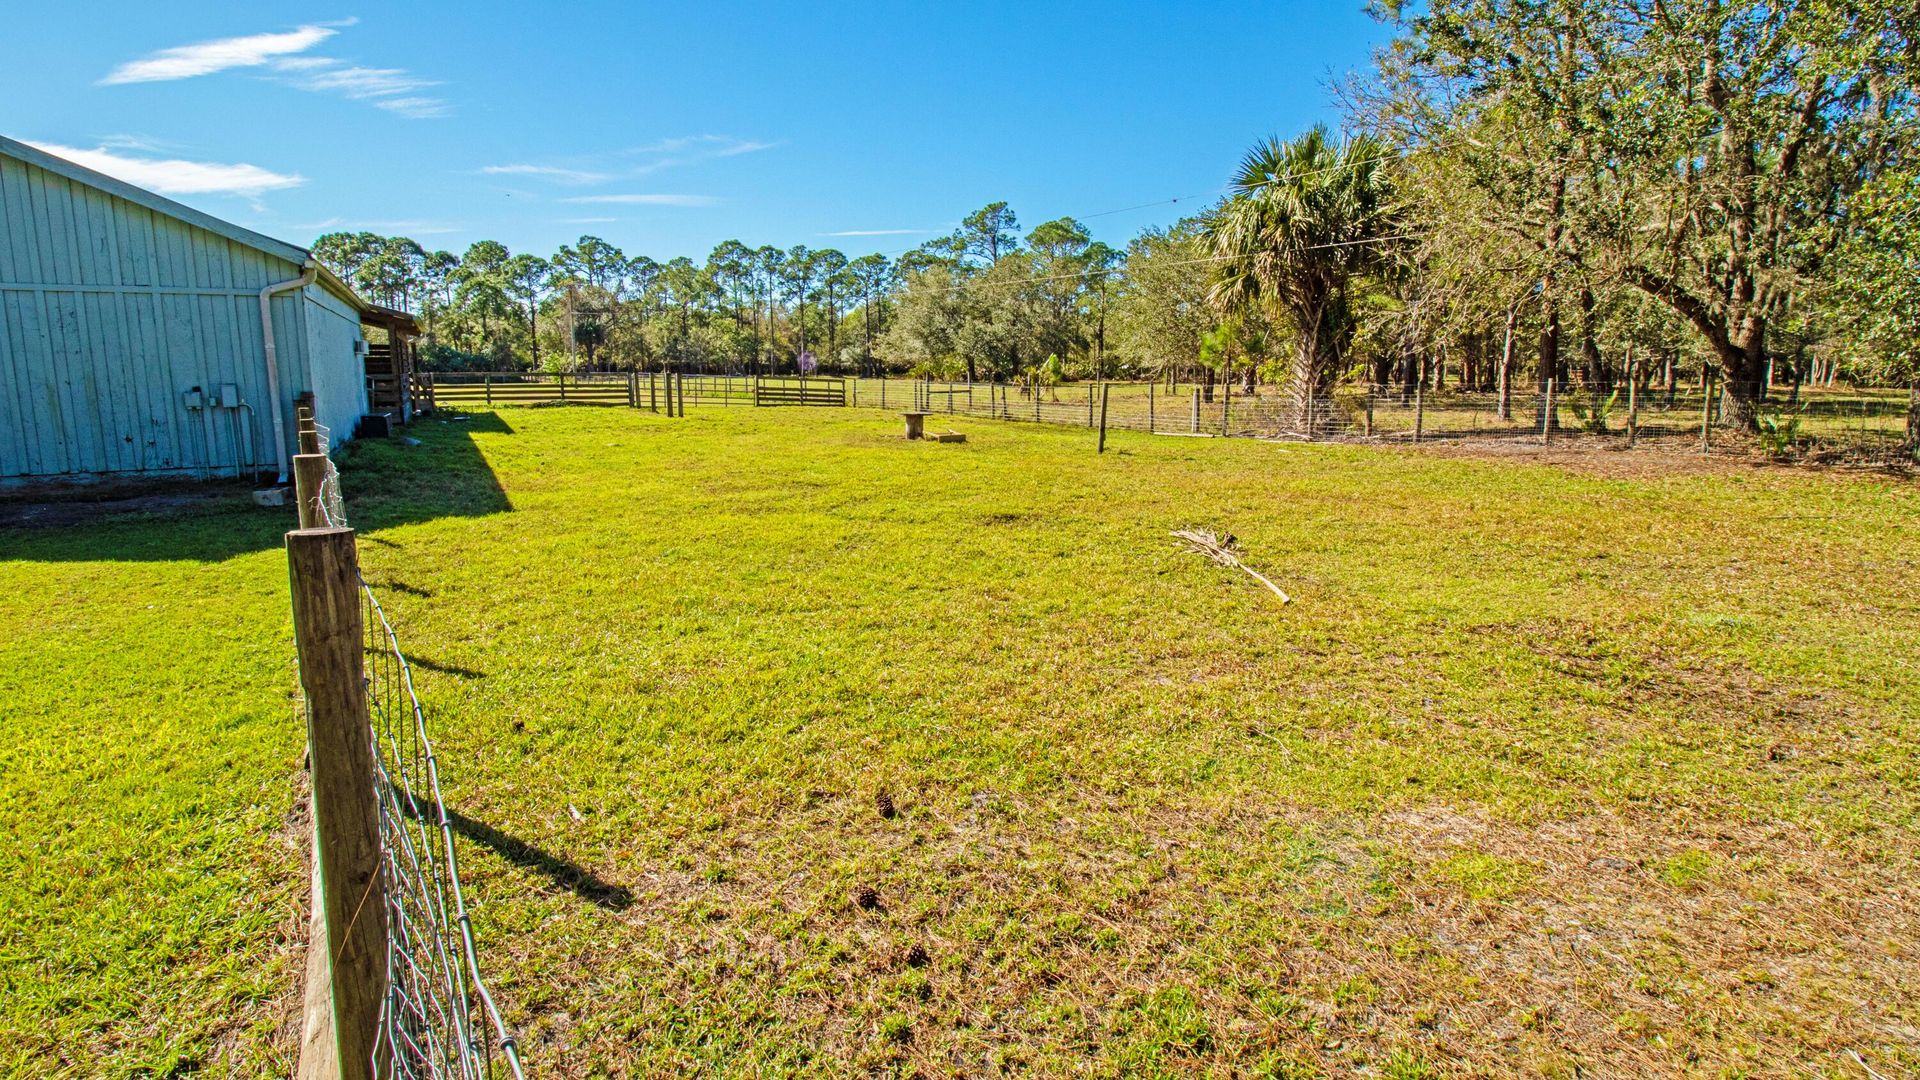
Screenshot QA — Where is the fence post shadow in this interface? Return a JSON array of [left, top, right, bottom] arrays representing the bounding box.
[[394, 784, 634, 911]]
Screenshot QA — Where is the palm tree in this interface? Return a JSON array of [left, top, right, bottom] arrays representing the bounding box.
[[1207, 126, 1399, 432]]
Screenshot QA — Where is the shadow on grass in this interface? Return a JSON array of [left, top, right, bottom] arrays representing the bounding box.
[[405, 654, 485, 680], [0, 410, 513, 563], [396, 784, 633, 911]]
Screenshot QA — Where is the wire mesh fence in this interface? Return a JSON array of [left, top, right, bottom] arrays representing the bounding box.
[[305, 423, 526, 1080], [417, 370, 1917, 461], [844, 377, 1918, 459]]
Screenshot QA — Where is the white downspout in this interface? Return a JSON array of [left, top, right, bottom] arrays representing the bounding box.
[[259, 261, 317, 483]]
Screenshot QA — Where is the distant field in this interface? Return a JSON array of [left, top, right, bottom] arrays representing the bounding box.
[[2, 405, 1917, 1077], [860, 377, 1916, 447]]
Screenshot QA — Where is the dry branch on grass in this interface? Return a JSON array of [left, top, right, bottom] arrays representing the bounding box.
[[1171, 528, 1290, 604]]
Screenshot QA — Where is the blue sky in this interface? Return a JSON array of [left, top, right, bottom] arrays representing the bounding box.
[[1, 2, 1390, 261]]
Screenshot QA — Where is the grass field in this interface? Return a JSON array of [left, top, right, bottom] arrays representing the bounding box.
[[3, 405, 1918, 1077]]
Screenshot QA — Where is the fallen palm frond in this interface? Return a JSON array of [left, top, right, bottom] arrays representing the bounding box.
[[1171, 528, 1291, 604]]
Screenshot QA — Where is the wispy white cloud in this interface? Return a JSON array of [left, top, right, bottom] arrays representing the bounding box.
[[374, 96, 451, 119], [285, 63, 436, 99], [488, 137, 773, 189], [361, 220, 463, 235], [626, 135, 776, 158], [290, 217, 464, 236], [273, 59, 449, 117], [481, 164, 611, 184], [101, 22, 345, 84], [96, 133, 178, 153], [27, 140, 303, 199], [821, 228, 928, 237], [101, 20, 450, 119], [562, 193, 718, 207]]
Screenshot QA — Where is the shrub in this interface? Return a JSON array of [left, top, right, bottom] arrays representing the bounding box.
[[1566, 389, 1620, 434], [1755, 408, 1804, 457]]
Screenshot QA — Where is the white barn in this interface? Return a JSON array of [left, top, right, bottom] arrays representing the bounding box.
[[0, 135, 420, 487]]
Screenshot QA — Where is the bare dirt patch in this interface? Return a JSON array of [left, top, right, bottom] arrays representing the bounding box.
[[0, 490, 243, 529]]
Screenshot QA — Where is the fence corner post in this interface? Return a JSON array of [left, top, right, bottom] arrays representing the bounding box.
[[288, 525, 386, 1080]]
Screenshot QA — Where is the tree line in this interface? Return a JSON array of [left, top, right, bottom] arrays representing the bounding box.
[[312, 232, 900, 375], [315, 0, 1919, 440]]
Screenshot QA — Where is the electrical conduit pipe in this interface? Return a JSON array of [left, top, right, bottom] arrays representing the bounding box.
[[259, 261, 316, 483]]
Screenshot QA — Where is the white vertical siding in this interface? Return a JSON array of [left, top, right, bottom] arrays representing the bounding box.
[[301, 287, 370, 446], [0, 149, 364, 483]]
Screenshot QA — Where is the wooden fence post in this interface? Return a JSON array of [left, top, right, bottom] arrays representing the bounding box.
[[1413, 381, 1424, 443], [1908, 376, 1920, 462], [1086, 384, 1094, 427], [649, 373, 658, 413], [677, 372, 687, 416], [1543, 378, 1556, 446], [293, 454, 329, 529], [1148, 381, 1156, 433], [1221, 383, 1232, 436], [1365, 387, 1375, 438], [1627, 354, 1639, 448], [1191, 389, 1200, 433], [288, 527, 386, 1080], [558, 373, 567, 402], [297, 409, 322, 457], [484, 373, 492, 406], [1701, 371, 1713, 454], [1097, 383, 1111, 453]]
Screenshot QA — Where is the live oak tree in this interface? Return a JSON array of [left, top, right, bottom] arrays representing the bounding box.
[[1110, 218, 1213, 383], [1372, 0, 1917, 428], [1600, 0, 1915, 425], [1819, 164, 1920, 452]]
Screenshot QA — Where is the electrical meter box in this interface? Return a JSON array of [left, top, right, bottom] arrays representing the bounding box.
[[182, 387, 204, 409]]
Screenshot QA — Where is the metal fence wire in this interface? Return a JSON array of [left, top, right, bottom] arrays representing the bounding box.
[[308, 428, 526, 1080], [421, 371, 1915, 459]]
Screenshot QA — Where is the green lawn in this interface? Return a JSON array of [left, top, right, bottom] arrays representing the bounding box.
[[3, 405, 1917, 1077]]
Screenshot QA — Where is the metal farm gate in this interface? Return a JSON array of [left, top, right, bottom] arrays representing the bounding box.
[[753, 377, 846, 407]]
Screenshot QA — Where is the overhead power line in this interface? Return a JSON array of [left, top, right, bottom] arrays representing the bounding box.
[[863, 140, 1425, 263], [932, 232, 1427, 297]]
